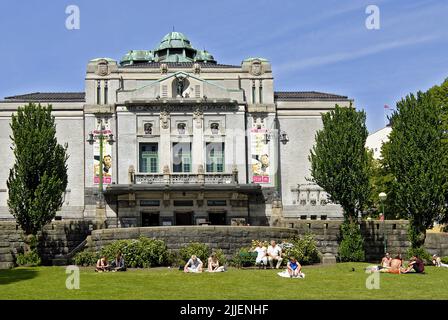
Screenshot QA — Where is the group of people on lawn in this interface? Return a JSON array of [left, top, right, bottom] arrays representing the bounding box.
[[183, 253, 226, 273], [95, 239, 301, 277], [95, 252, 126, 272], [368, 252, 448, 274], [253, 240, 302, 278]]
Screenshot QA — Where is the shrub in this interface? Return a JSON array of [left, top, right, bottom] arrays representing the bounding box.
[[72, 251, 99, 267], [406, 247, 432, 264], [16, 250, 41, 267], [100, 236, 169, 268], [231, 247, 257, 268], [441, 256, 448, 264], [179, 242, 210, 264], [338, 221, 365, 262], [250, 240, 269, 249], [283, 233, 320, 265]]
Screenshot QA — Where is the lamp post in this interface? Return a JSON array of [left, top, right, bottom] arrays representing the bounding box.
[[87, 117, 115, 208], [379, 192, 387, 254]]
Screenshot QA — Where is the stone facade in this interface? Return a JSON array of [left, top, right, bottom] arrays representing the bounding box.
[[0, 31, 353, 227]]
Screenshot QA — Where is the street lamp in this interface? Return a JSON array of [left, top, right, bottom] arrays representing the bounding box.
[[87, 118, 115, 208], [379, 192, 387, 253]]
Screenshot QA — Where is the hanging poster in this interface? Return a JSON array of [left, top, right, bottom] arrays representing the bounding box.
[[93, 121, 113, 185], [250, 127, 270, 184]]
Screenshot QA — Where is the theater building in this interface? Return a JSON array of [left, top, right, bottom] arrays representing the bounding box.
[[0, 32, 352, 227]]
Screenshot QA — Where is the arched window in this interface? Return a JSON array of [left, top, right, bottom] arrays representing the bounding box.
[[210, 123, 220, 135], [144, 123, 153, 135], [177, 123, 186, 135]]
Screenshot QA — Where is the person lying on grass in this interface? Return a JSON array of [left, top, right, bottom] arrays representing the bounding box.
[[287, 257, 302, 278], [95, 256, 111, 272], [432, 254, 448, 268], [184, 255, 203, 273]]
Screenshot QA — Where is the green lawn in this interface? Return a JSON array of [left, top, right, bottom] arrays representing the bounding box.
[[0, 263, 447, 300]]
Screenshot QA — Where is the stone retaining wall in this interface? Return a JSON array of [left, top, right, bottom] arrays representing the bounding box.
[[89, 226, 298, 258], [0, 221, 92, 268], [1, 220, 448, 269]]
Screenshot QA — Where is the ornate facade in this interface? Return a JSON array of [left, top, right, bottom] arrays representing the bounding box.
[[0, 32, 352, 227]]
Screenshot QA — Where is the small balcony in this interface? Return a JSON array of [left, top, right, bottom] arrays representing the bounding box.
[[134, 172, 236, 185]]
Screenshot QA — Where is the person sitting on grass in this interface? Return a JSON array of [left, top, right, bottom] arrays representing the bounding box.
[[95, 256, 110, 272], [287, 257, 302, 278], [381, 255, 403, 274], [253, 241, 268, 269], [402, 255, 425, 274], [432, 254, 448, 268], [207, 253, 226, 272], [380, 252, 392, 270], [111, 252, 126, 272], [184, 255, 203, 273], [267, 240, 283, 269]]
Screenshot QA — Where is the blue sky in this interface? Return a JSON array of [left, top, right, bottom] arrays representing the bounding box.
[[0, 0, 447, 133]]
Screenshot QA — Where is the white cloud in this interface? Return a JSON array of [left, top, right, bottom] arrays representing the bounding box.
[[275, 35, 440, 73]]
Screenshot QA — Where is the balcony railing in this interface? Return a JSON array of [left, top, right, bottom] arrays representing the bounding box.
[[134, 173, 236, 185]]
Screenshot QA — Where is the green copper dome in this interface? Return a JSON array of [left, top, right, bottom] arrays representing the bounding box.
[[120, 50, 154, 66], [194, 50, 216, 63], [119, 32, 218, 65], [157, 32, 193, 50]]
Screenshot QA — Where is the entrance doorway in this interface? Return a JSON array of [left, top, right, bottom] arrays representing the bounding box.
[[175, 212, 194, 225], [141, 212, 160, 227], [208, 211, 227, 225]]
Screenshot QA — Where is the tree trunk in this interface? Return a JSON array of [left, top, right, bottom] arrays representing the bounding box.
[[409, 224, 426, 248], [23, 234, 35, 254]]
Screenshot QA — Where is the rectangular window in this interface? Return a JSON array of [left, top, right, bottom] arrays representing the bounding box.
[[162, 85, 168, 97], [96, 81, 101, 105], [252, 86, 256, 104], [173, 200, 194, 207], [206, 143, 225, 173], [259, 85, 263, 104], [172, 142, 192, 173], [207, 200, 227, 206], [140, 200, 160, 207], [139, 143, 158, 173], [104, 81, 108, 105], [195, 85, 201, 98]]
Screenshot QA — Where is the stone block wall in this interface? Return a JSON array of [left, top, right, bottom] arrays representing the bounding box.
[[0, 221, 92, 268], [1, 220, 448, 269], [89, 226, 298, 259]]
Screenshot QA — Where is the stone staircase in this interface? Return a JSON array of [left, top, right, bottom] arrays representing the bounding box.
[[51, 236, 90, 266]]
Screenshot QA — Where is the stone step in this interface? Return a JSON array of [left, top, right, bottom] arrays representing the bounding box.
[[0, 241, 10, 247], [0, 262, 14, 269], [0, 248, 11, 254], [0, 254, 14, 262], [52, 258, 68, 266]]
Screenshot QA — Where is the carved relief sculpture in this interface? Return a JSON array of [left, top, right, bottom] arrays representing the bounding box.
[[160, 63, 168, 74], [250, 59, 263, 76], [160, 110, 170, 129], [193, 109, 203, 129], [96, 59, 110, 76]]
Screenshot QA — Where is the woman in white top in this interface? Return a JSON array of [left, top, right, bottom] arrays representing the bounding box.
[[253, 242, 268, 268]]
